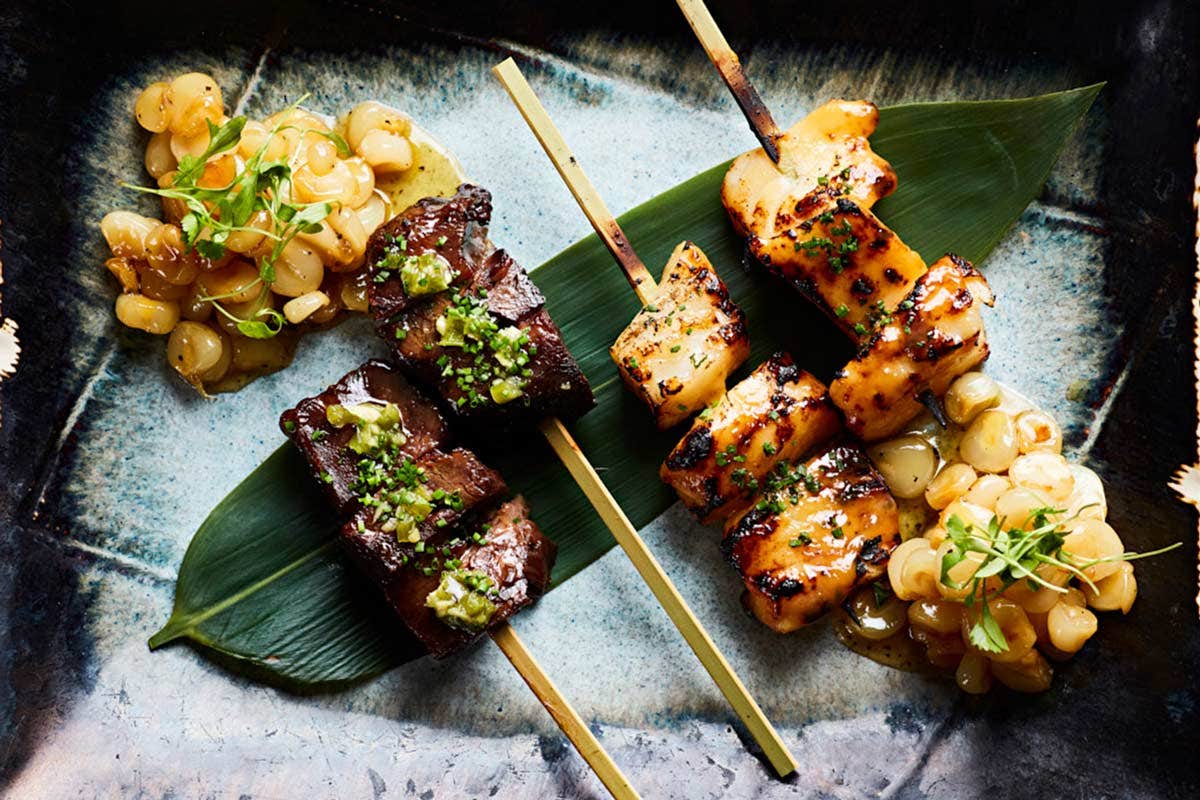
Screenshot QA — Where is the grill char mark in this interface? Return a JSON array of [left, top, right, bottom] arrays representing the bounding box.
[[365, 185, 594, 433]]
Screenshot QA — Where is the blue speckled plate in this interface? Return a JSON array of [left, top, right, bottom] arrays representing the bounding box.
[[2, 1, 1198, 797]]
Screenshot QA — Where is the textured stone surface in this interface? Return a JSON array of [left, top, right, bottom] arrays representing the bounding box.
[[1, 1, 1197, 798]]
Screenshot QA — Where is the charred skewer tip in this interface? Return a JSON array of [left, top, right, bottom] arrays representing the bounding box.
[[919, 389, 949, 428], [675, 0, 783, 163]]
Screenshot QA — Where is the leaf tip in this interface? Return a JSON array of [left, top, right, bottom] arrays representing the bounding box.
[[147, 623, 182, 651]]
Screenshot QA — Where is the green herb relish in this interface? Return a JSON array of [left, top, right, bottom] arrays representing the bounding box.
[[326, 401, 407, 455], [400, 252, 455, 297], [425, 568, 499, 631], [329, 401, 463, 543], [435, 290, 533, 405]]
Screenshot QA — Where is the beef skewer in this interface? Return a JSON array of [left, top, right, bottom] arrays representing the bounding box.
[[493, 56, 799, 779], [492, 62, 905, 653], [281, 361, 638, 800], [360, 165, 794, 771]]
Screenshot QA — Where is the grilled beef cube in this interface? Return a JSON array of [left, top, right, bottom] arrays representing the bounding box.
[[749, 199, 926, 343], [348, 496, 556, 658], [366, 184, 493, 320], [830, 255, 994, 441], [722, 441, 899, 633], [660, 353, 841, 524], [368, 187, 594, 430], [279, 360, 451, 514], [610, 241, 750, 429], [343, 447, 508, 566], [722, 99, 896, 241], [376, 249, 594, 429]]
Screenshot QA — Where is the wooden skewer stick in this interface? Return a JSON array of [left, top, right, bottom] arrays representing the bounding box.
[[492, 59, 656, 305], [494, 57, 798, 779], [918, 389, 949, 428], [538, 419, 797, 778], [674, 0, 783, 163], [490, 623, 639, 800]]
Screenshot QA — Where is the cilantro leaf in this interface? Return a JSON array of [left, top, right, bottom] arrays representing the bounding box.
[[967, 597, 1009, 653], [195, 237, 227, 261], [237, 309, 285, 339], [317, 130, 352, 157]]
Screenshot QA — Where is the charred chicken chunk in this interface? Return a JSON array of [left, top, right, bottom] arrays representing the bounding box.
[[830, 255, 994, 441], [610, 241, 750, 429], [722, 442, 899, 633], [722, 99, 897, 241], [366, 184, 594, 431], [345, 496, 556, 658], [749, 198, 927, 343], [660, 353, 842, 524], [279, 360, 451, 514]]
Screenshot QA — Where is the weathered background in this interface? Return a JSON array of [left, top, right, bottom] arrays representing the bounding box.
[[1, 0, 1197, 797]]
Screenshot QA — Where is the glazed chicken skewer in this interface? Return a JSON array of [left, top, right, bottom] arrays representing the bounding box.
[[497, 40, 996, 645], [281, 362, 638, 800], [676, 0, 994, 445], [669, 0, 994, 630], [493, 56, 799, 779], [493, 58, 900, 643]]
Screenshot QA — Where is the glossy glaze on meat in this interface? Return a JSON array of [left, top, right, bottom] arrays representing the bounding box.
[[278, 360, 450, 514], [830, 255, 994, 441], [365, 184, 594, 432], [610, 241, 750, 429], [281, 361, 557, 659], [749, 198, 927, 343], [364, 496, 556, 658], [722, 441, 899, 633], [722, 99, 896, 241], [660, 352, 841, 524]]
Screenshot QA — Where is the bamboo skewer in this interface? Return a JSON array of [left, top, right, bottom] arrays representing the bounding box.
[[494, 57, 799, 779], [494, 78, 656, 303], [674, 0, 783, 163], [490, 624, 639, 799]]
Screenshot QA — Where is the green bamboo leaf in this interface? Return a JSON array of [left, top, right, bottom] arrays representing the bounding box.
[[152, 85, 1101, 689], [149, 446, 421, 686]]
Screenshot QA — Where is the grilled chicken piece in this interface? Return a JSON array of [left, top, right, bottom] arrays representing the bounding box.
[[830, 255, 994, 441], [366, 185, 594, 431], [749, 198, 927, 343], [279, 360, 451, 514], [344, 496, 556, 658], [661, 352, 842, 524], [610, 241, 750, 429], [722, 99, 897, 241], [722, 441, 899, 633]]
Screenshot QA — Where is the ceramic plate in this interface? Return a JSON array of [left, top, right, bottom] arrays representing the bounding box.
[[2, 1, 1197, 797]]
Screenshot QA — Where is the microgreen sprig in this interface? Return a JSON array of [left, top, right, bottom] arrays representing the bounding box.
[[939, 510, 1180, 654], [122, 97, 337, 338]]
